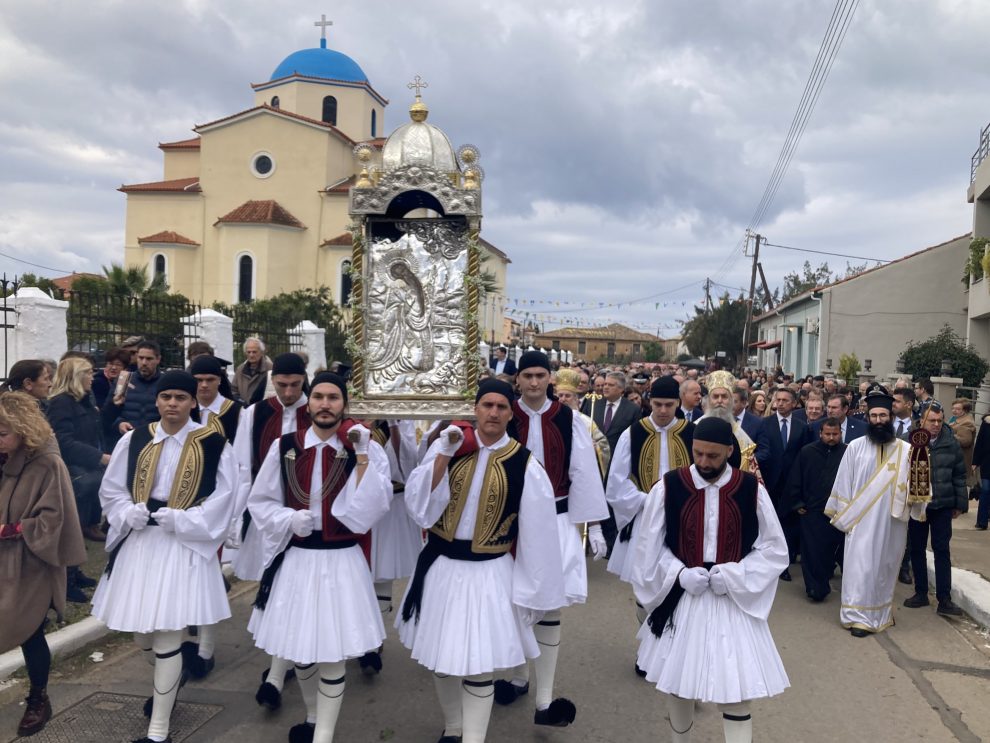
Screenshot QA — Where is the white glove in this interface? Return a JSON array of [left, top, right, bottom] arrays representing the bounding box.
[[519, 608, 545, 626], [678, 566, 710, 596], [291, 509, 316, 538], [437, 425, 463, 457], [709, 565, 728, 596], [152, 507, 176, 533], [349, 424, 371, 455], [224, 517, 242, 549], [587, 524, 607, 561], [124, 502, 150, 532]]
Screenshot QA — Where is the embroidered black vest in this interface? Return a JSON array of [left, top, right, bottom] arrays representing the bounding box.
[[431, 440, 530, 555], [252, 398, 310, 476], [125, 423, 226, 510], [663, 466, 759, 567], [629, 418, 693, 493], [204, 398, 241, 444], [508, 400, 573, 498]]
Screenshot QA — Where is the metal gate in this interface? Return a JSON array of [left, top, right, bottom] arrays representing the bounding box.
[[228, 303, 303, 366]]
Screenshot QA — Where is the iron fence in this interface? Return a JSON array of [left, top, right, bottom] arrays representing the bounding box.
[[60, 290, 201, 369], [229, 303, 304, 366]]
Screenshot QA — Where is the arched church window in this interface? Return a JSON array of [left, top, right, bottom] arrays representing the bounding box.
[[153, 254, 166, 282], [322, 96, 338, 126], [238, 255, 254, 303], [340, 259, 352, 306], [371, 110, 377, 137], [271, 95, 280, 109]]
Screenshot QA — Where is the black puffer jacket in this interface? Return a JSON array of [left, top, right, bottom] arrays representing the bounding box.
[[46, 392, 106, 471], [926, 423, 967, 513]]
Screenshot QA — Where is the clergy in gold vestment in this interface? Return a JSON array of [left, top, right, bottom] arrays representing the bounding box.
[[825, 387, 926, 637]]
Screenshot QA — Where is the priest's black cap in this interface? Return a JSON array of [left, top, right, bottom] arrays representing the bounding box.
[[865, 383, 894, 412], [693, 417, 734, 447], [156, 370, 197, 397], [189, 354, 223, 378], [475, 378, 514, 405], [272, 353, 307, 376], [311, 371, 348, 404], [518, 350, 550, 373], [650, 375, 680, 400]]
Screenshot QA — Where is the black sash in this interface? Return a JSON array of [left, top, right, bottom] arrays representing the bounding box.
[[253, 531, 360, 610], [400, 533, 502, 624], [555, 496, 569, 515], [646, 562, 714, 639]]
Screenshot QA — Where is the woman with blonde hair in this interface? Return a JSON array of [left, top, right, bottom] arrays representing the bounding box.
[[0, 391, 86, 737], [47, 357, 110, 596], [748, 389, 769, 417]]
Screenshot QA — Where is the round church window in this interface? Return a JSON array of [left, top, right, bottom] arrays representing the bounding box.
[[251, 152, 276, 179]]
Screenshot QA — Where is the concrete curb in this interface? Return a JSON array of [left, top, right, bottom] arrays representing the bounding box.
[[0, 564, 241, 682], [927, 550, 990, 629]]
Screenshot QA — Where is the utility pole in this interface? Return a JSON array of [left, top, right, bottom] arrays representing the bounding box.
[[704, 277, 713, 315], [742, 232, 762, 352]]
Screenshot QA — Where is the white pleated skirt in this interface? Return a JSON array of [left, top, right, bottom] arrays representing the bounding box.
[[371, 495, 425, 582], [91, 527, 230, 633], [557, 511, 588, 606], [395, 553, 538, 678], [231, 521, 265, 581], [636, 590, 790, 703], [606, 520, 638, 583], [249, 545, 385, 665]]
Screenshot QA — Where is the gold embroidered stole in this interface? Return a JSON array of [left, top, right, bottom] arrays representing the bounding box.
[[131, 424, 217, 510], [431, 440, 522, 554], [829, 441, 907, 532], [633, 418, 691, 493]]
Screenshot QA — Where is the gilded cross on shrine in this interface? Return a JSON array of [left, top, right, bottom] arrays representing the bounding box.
[[407, 75, 429, 100], [314, 14, 333, 48]]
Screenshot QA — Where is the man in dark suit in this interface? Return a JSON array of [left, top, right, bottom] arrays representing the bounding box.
[[756, 386, 809, 579], [733, 387, 762, 440], [807, 394, 867, 444], [489, 345, 517, 377], [679, 379, 704, 422], [583, 371, 641, 456]]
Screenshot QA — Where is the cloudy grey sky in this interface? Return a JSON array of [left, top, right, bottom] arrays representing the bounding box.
[[0, 0, 985, 333]]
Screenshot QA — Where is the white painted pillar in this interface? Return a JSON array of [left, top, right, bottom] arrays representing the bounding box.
[[550, 348, 559, 363], [8, 287, 69, 368], [292, 320, 327, 378], [513, 346, 522, 364], [182, 308, 234, 364], [479, 340, 490, 366]]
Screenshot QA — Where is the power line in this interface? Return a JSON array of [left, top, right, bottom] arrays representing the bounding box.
[[0, 248, 75, 275], [761, 241, 890, 264], [529, 279, 706, 314]]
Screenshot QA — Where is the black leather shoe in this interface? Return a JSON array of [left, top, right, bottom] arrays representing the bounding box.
[[288, 721, 315, 743], [358, 650, 382, 675], [779, 569, 792, 582], [256, 669, 282, 711], [898, 567, 913, 584], [849, 627, 870, 638], [493, 679, 528, 705], [437, 734, 463, 743], [17, 687, 51, 737], [534, 698, 577, 727], [74, 570, 97, 588], [903, 593, 930, 608], [185, 652, 215, 679], [976, 524, 988, 531], [132, 738, 172, 743], [937, 599, 964, 617], [634, 663, 647, 678], [66, 583, 89, 603]]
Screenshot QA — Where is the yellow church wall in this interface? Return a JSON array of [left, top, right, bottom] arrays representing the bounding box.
[[254, 81, 383, 142], [212, 226, 307, 304], [162, 149, 201, 180]]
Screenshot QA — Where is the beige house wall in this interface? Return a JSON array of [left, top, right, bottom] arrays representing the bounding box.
[[162, 149, 201, 180]]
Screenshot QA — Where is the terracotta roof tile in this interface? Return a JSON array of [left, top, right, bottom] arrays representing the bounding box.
[[138, 230, 200, 246], [326, 175, 356, 193], [118, 176, 201, 193], [215, 200, 306, 229], [51, 273, 102, 291], [537, 323, 657, 342], [321, 233, 352, 246], [158, 137, 201, 150], [195, 105, 355, 146]]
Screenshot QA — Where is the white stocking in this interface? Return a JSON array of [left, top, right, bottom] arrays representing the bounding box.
[[667, 695, 694, 742], [719, 701, 752, 743], [433, 673, 462, 737], [635, 600, 648, 626], [374, 579, 393, 617], [197, 623, 216, 659], [147, 630, 184, 742], [533, 610, 562, 709], [134, 632, 155, 666], [461, 673, 493, 743], [296, 662, 319, 724], [268, 656, 292, 693], [314, 661, 345, 743]]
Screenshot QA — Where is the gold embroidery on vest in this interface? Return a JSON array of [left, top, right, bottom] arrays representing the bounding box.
[[431, 455, 478, 541], [634, 418, 659, 492], [668, 419, 691, 469], [166, 427, 216, 510], [472, 441, 521, 554], [131, 423, 163, 505]]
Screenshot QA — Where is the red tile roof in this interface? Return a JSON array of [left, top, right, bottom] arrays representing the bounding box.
[[195, 105, 355, 145], [321, 233, 352, 246], [158, 137, 201, 150], [326, 175, 356, 193], [138, 230, 200, 246], [118, 176, 201, 193], [214, 200, 305, 229], [51, 273, 102, 291]]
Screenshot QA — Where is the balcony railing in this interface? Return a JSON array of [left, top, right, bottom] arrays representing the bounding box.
[[972, 121, 990, 183]]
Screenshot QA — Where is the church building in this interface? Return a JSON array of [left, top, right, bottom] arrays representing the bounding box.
[[119, 21, 509, 320]]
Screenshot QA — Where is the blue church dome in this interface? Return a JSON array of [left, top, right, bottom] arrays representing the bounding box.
[[270, 47, 368, 83]]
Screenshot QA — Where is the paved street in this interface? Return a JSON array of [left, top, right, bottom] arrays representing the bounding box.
[[3, 554, 989, 743]]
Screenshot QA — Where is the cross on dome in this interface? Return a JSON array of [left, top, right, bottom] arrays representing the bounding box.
[[407, 75, 429, 100], [314, 14, 333, 49]]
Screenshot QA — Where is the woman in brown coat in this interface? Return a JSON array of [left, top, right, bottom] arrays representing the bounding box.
[[0, 391, 86, 737]]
